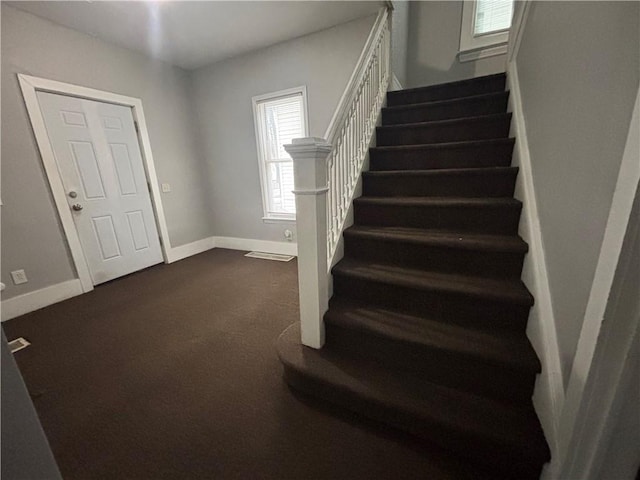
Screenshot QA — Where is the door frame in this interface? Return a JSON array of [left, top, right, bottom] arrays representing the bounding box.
[[18, 74, 171, 293]]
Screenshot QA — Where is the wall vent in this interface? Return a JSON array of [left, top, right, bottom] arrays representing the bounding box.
[[245, 252, 294, 262], [8, 337, 31, 353]]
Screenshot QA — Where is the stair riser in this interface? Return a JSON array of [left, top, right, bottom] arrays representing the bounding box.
[[331, 278, 531, 333], [283, 367, 541, 479], [343, 236, 525, 278], [354, 202, 522, 235], [377, 116, 511, 146], [325, 322, 536, 405], [362, 171, 517, 198], [369, 141, 515, 171], [387, 75, 506, 106], [382, 94, 509, 125]]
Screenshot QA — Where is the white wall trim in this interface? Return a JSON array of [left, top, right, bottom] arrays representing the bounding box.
[[1, 279, 83, 322], [507, 0, 532, 63], [458, 43, 507, 63], [563, 204, 639, 480], [507, 62, 565, 471], [214, 236, 297, 256], [0, 234, 297, 319], [166, 237, 216, 264], [18, 74, 172, 293], [558, 86, 640, 479], [157, 235, 300, 264]]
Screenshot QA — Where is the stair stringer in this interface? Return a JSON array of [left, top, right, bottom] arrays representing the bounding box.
[[507, 62, 565, 478]]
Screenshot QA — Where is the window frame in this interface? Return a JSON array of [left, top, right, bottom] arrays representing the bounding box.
[[459, 0, 513, 62], [252, 86, 309, 223]]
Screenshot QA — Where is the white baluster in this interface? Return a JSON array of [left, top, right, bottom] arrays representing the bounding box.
[[341, 131, 348, 215], [348, 110, 355, 187], [328, 153, 336, 250], [283, 15, 392, 348], [331, 150, 340, 246]]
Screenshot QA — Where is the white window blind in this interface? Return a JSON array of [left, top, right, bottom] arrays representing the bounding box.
[[254, 90, 306, 220], [474, 0, 514, 36]]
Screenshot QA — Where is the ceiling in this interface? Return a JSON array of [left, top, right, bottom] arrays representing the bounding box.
[[7, 1, 384, 70]]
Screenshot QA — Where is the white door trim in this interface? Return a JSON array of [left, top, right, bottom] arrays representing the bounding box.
[[18, 74, 171, 293]]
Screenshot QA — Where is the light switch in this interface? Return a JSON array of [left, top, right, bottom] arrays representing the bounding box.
[[161, 183, 171, 193]]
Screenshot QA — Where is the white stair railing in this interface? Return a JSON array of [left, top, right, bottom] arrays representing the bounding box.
[[324, 9, 391, 266], [285, 8, 391, 349]]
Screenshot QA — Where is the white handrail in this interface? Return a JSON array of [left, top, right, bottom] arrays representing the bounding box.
[[324, 8, 390, 144], [325, 9, 391, 266]]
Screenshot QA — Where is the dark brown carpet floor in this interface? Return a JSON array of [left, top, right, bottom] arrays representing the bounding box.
[[3, 248, 489, 480]]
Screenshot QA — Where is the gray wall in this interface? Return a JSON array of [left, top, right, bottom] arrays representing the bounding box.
[[1, 5, 214, 299], [1, 331, 62, 479], [598, 335, 640, 480], [190, 15, 376, 244], [516, 1, 639, 381], [391, 1, 409, 86], [592, 189, 639, 480], [406, 1, 506, 88]]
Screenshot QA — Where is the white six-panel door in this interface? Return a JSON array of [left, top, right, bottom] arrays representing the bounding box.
[[37, 92, 163, 285]]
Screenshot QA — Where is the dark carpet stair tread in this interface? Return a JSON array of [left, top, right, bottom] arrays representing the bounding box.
[[384, 91, 508, 113], [369, 138, 515, 171], [354, 196, 522, 236], [277, 322, 549, 469], [376, 113, 511, 146], [371, 137, 515, 154], [387, 73, 506, 106], [382, 91, 509, 124], [362, 166, 518, 198], [325, 298, 540, 374], [332, 259, 534, 306], [362, 166, 517, 179], [343, 226, 528, 254], [377, 112, 512, 133], [354, 195, 522, 209]]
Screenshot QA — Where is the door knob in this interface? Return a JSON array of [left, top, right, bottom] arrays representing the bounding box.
[[72, 204, 83, 211], [68, 190, 78, 198]]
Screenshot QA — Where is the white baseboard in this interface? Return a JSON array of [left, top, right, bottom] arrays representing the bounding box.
[[1, 279, 83, 322], [214, 236, 297, 256], [507, 61, 565, 467], [166, 237, 216, 263], [1, 236, 296, 321], [166, 236, 298, 262]]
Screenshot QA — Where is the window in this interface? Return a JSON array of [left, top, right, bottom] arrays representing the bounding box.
[[459, 0, 514, 62], [252, 87, 308, 222]]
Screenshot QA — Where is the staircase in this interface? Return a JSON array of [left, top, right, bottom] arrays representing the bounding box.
[[277, 73, 550, 478]]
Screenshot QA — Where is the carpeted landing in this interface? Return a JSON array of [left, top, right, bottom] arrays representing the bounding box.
[[3, 249, 495, 480]]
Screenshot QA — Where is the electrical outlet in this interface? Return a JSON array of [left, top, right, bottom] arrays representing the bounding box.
[[11, 269, 28, 285], [284, 229, 293, 242], [161, 183, 171, 193]]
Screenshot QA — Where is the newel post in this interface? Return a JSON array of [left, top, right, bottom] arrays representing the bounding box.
[[284, 137, 332, 349]]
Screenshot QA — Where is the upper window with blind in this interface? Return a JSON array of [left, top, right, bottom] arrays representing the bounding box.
[[459, 0, 514, 62], [252, 87, 308, 222]]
